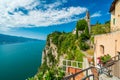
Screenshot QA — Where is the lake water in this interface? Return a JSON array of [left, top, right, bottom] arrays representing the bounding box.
[[0, 41, 45, 80]]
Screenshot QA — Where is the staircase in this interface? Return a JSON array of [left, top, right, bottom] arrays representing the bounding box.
[[91, 68, 99, 80], [63, 53, 120, 80]]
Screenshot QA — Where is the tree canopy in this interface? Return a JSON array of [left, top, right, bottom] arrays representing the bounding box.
[[76, 19, 88, 31]]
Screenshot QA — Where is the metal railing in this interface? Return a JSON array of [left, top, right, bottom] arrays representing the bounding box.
[[63, 66, 99, 80], [63, 53, 120, 80], [62, 59, 83, 69], [103, 54, 120, 67], [103, 53, 120, 78], [62, 59, 83, 73]]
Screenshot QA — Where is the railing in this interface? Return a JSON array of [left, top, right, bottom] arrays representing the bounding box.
[[82, 74, 94, 80], [63, 66, 99, 80], [62, 59, 83, 72], [103, 53, 120, 78], [63, 53, 120, 80]]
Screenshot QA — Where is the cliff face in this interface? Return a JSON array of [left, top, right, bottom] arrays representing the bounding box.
[[28, 19, 92, 80], [42, 32, 66, 68], [42, 38, 61, 67], [41, 30, 90, 68]]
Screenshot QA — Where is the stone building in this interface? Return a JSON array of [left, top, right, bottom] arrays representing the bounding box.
[[110, 0, 120, 31], [63, 0, 120, 79], [94, 0, 120, 65]]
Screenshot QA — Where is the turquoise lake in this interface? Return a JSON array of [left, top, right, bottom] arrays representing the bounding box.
[[0, 41, 45, 80]]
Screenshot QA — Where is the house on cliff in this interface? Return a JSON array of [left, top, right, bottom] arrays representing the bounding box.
[[94, 0, 120, 78], [94, 0, 120, 65]]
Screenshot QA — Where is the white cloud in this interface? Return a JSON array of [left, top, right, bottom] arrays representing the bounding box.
[[44, 2, 62, 9], [0, 0, 87, 31], [91, 11, 102, 18]]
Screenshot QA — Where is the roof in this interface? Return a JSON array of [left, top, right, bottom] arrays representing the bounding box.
[[109, 0, 118, 12]]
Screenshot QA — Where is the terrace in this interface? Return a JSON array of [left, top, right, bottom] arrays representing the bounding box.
[[63, 53, 120, 80]]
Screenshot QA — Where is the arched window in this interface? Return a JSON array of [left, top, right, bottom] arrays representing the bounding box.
[[100, 45, 104, 54]]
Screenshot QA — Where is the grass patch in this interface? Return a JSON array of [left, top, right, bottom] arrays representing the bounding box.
[[86, 49, 94, 56]]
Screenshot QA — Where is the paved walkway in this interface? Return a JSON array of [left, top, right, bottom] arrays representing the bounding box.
[[99, 74, 120, 80]]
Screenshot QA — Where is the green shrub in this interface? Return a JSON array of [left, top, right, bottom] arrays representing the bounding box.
[[79, 41, 90, 51], [91, 21, 110, 35], [78, 63, 82, 68], [75, 50, 84, 62], [100, 54, 111, 64]]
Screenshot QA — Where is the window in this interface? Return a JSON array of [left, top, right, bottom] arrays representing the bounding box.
[[113, 18, 115, 25], [100, 45, 104, 54]]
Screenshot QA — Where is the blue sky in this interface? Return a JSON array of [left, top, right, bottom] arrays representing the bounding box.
[[0, 0, 113, 40]]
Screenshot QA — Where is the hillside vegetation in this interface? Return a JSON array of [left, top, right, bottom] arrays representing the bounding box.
[[28, 20, 110, 80], [91, 21, 110, 35], [90, 21, 110, 44]]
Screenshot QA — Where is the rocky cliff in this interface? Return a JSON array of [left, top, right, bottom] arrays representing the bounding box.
[[42, 36, 63, 67], [28, 19, 92, 80]]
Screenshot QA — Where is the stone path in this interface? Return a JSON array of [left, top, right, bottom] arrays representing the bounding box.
[[99, 74, 120, 80]]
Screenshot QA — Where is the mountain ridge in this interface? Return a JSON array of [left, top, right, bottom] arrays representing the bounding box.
[[0, 34, 44, 45]]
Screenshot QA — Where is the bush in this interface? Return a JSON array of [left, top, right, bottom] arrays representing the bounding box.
[[75, 50, 84, 62], [78, 63, 82, 68], [100, 54, 111, 64], [91, 22, 110, 35], [44, 68, 65, 80], [80, 33, 89, 41], [79, 41, 90, 51], [49, 31, 62, 46]]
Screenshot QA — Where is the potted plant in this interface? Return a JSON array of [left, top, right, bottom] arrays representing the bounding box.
[[97, 54, 111, 65]]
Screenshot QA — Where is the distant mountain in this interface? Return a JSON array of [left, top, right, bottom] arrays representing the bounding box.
[[0, 34, 43, 45]]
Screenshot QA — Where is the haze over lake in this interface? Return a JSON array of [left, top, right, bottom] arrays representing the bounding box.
[[0, 41, 45, 80]]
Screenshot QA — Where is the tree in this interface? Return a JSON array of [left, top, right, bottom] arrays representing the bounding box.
[[76, 19, 88, 31], [76, 19, 90, 39]]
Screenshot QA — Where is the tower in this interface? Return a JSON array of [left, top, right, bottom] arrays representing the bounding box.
[[85, 10, 91, 34]]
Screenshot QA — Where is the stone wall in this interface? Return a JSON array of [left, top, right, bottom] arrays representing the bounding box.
[[110, 0, 120, 32], [94, 31, 120, 65]]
